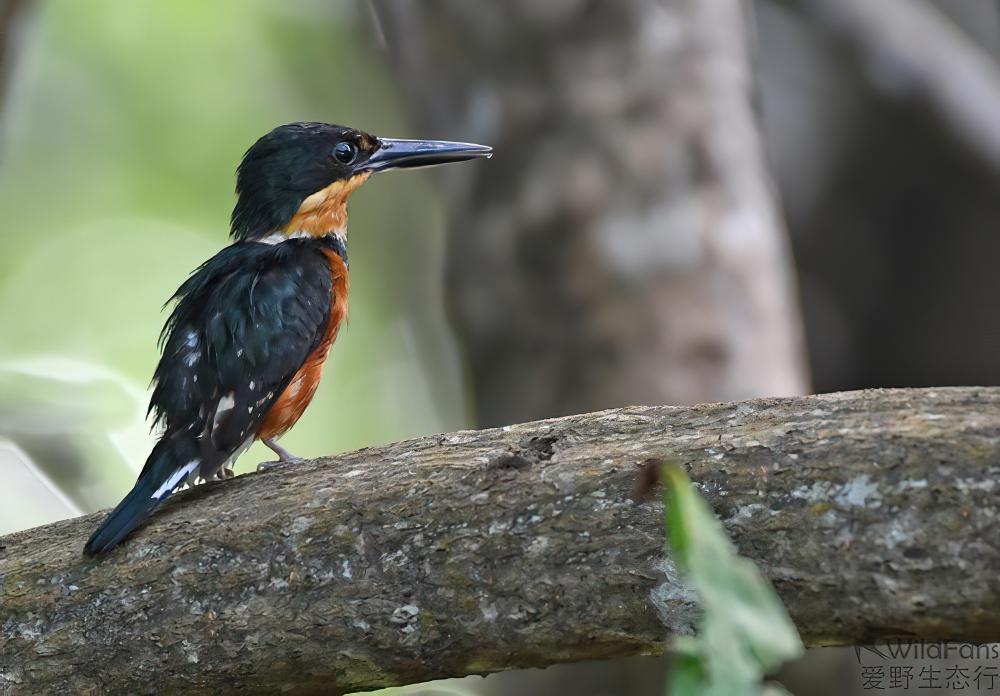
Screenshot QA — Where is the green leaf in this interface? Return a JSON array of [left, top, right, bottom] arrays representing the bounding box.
[[662, 464, 803, 696], [668, 652, 705, 696]]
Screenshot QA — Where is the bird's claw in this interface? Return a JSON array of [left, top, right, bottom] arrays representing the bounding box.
[[256, 459, 290, 473]]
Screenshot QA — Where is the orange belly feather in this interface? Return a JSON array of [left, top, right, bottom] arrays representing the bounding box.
[[257, 249, 349, 440]]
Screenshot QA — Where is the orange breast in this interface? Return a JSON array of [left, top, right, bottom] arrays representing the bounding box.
[[257, 249, 349, 440]]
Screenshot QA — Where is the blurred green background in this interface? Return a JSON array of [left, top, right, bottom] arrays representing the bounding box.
[[0, 0, 470, 533]]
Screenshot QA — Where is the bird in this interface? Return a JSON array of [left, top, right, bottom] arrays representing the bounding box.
[[83, 122, 491, 555]]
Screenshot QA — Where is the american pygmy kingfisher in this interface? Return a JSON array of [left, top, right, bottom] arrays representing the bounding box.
[[84, 122, 491, 555]]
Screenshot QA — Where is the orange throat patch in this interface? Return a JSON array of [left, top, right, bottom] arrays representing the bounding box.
[[283, 172, 371, 237]]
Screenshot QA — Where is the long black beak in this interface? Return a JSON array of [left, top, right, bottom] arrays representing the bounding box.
[[361, 137, 492, 172]]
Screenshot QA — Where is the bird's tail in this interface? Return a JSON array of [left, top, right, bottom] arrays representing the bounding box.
[[84, 433, 204, 556]]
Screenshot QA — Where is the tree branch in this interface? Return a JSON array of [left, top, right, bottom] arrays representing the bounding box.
[[2, 387, 999, 694]]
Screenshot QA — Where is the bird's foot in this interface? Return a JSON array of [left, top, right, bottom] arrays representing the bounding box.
[[214, 467, 235, 480], [257, 438, 303, 472], [256, 458, 303, 473], [263, 438, 303, 462]]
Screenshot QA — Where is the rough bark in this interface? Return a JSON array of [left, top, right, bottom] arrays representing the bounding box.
[[371, 0, 808, 426], [2, 387, 999, 694]]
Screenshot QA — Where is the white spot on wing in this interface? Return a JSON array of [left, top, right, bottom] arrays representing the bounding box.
[[212, 392, 236, 433], [182, 331, 200, 367], [152, 460, 200, 500]]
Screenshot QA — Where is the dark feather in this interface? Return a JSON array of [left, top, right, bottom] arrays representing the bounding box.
[[150, 239, 335, 444], [86, 238, 341, 554], [83, 431, 202, 555]]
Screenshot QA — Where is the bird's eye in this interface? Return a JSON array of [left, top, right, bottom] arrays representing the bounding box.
[[333, 141, 358, 165]]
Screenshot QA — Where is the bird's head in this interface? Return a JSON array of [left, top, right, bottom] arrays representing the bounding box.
[[230, 122, 492, 242]]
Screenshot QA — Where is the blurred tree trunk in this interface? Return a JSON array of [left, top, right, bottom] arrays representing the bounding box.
[[373, 0, 808, 426]]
